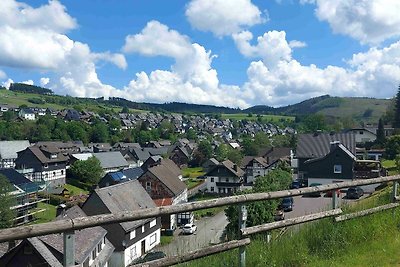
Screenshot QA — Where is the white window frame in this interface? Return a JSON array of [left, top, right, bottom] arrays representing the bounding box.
[[150, 233, 157, 245], [334, 165, 342, 174], [150, 219, 156, 228], [130, 230, 136, 240]]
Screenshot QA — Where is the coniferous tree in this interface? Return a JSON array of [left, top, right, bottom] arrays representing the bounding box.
[[376, 118, 386, 145], [393, 84, 400, 128]]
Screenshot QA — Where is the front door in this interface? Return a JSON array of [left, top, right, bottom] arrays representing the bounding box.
[[141, 239, 146, 255]]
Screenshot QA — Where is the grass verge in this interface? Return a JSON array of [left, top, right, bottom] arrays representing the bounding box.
[[33, 202, 57, 224]]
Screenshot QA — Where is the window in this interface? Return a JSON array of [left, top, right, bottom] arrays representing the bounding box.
[[44, 163, 48, 168], [210, 177, 214, 182], [150, 219, 157, 228], [91, 249, 96, 260], [142, 225, 145, 233], [359, 131, 363, 134], [130, 246, 137, 260], [97, 242, 102, 252], [211, 187, 214, 192], [146, 181, 151, 191], [150, 233, 157, 245], [53, 171, 56, 177], [61, 170, 64, 175], [226, 178, 229, 182], [130, 230, 136, 240], [334, 165, 342, 174]]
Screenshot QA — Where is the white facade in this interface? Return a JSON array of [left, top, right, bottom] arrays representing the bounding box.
[[19, 168, 66, 187], [109, 228, 161, 267], [353, 129, 376, 144], [19, 110, 36, 120]]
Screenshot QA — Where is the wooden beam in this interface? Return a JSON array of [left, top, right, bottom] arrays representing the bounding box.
[[0, 175, 399, 242], [335, 203, 399, 222], [242, 209, 343, 236], [129, 238, 251, 267]]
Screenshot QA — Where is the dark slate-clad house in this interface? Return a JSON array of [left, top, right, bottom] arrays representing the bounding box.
[[15, 144, 68, 188], [294, 133, 355, 182], [82, 180, 161, 267], [302, 141, 357, 185], [168, 145, 190, 168], [205, 160, 245, 194], [0, 206, 114, 267]]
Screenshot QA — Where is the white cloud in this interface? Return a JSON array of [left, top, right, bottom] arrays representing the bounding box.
[[240, 34, 400, 106], [0, 70, 6, 80], [232, 30, 295, 68], [289, 40, 307, 48], [40, 77, 50, 87], [2, 79, 13, 89], [93, 52, 127, 70], [122, 20, 247, 108], [21, 79, 34, 85], [302, 0, 400, 44], [185, 0, 265, 36]]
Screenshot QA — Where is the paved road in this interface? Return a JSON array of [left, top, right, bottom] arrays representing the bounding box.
[[159, 211, 228, 256], [286, 192, 369, 219]]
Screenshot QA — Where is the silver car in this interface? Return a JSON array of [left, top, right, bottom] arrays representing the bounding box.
[[182, 223, 197, 234]]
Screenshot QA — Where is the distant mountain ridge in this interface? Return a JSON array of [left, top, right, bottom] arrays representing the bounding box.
[[0, 84, 391, 122]]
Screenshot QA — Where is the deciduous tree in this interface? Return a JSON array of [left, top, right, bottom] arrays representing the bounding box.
[[0, 174, 16, 229]]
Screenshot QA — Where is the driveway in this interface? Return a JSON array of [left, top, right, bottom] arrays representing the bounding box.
[[159, 211, 228, 256]]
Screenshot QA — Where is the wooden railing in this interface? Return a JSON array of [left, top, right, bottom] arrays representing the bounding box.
[[0, 175, 400, 267]]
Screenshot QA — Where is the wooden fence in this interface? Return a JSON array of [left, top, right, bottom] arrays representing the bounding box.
[[0, 175, 399, 267]]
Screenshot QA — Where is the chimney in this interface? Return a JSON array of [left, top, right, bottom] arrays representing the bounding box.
[[330, 141, 340, 151], [56, 204, 67, 217]]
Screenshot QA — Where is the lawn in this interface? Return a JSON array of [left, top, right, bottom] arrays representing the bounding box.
[[190, 194, 226, 219], [382, 159, 398, 175], [184, 178, 204, 190], [182, 167, 205, 178], [160, 236, 174, 246], [64, 183, 89, 196], [220, 113, 295, 122], [33, 202, 57, 224]]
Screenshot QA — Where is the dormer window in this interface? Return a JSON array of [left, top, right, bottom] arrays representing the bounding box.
[[50, 154, 57, 159]]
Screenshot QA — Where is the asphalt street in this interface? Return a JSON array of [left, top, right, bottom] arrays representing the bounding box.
[[159, 211, 228, 256]]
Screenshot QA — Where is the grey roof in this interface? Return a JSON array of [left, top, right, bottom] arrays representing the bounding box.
[[122, 167, 144, 180], [93, 151, 129, 169], [132, 147, 151, 161], [28, 237, 63, 267], [93, 180, 156, 232], [144, 147, 169, 156], [145, 164, 186, 197], [305, 143, 357, 164], [221, 160, 245, 177], [296, 133, 355, 159], [38, 206, 109, 264], [0, 140, 30, 159]]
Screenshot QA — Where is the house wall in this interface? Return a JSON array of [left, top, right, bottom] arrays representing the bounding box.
[[138, 173, 175, 200], [303, 147, 355, 181], [354, 130, 376, 144], [123, 228, 160, 266], [245, 161, 267, 183], [0, 158, 16, 169]]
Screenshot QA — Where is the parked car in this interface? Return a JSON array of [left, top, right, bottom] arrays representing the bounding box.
[[346, 186, 364, 199], [290, 180, 301, 189], [280, 197, 294, 211], [134, 251, 166, 264], [274, 209, 285, 221], [305, 183, 322, 197], [182, 223, 197, 234]]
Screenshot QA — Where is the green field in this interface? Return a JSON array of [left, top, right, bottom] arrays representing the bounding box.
[[64, 184, 89, 196], [0, 90, 144, 114], [182, 186, 400, 266], [182, 167, 205, 179], [33, 202, 57, 224], [221, 113, 295, 122]]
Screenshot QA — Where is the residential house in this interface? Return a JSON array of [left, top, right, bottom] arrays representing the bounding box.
[[345, 128, 377, 144], [295, 132, 356, 183], [138, 159, 187, 230], [205, 160, 245, 194], [98, 167, 144, 188], [64, 109, 81, 121], [168, 145, 190, 168], [82, 180, 161, 267], [71, 152, 129, 173], [260, 147, 292, 164], [0, 169, 45, 226], [242, 157, 269, 184], [0, 140, 30, 169], [0, 206, 114, 267], [129, 147, 151, 167], [36, 141, 84, 156], [15, 145, 68, 187], [19, 108, 35, 120]]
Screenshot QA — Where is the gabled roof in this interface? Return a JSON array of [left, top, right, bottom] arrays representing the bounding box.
[[245, 157, 269, 168], [304, 143, 357, 164], [0, 140, 30, 159], [132, 147, 151, 161], [91, 180, 156, 232], [146, 164, 186, 197], [122, 167, 144, 180], [93, 152, 129, 169], [0, 168, 32, 186], [296, 133, 355, 159], [26, 145, 68, 164], [39, 206, 110, 264], [221, 160, 245, 177]]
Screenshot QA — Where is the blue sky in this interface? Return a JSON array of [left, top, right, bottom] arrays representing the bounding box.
[[0, 0, 400, 108]]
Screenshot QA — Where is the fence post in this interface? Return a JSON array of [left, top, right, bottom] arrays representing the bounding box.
[[63, 230, 75, 267], [392, 181, 398, 202], [332, 190, 338, 209], [238, 204, 247, 267]]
